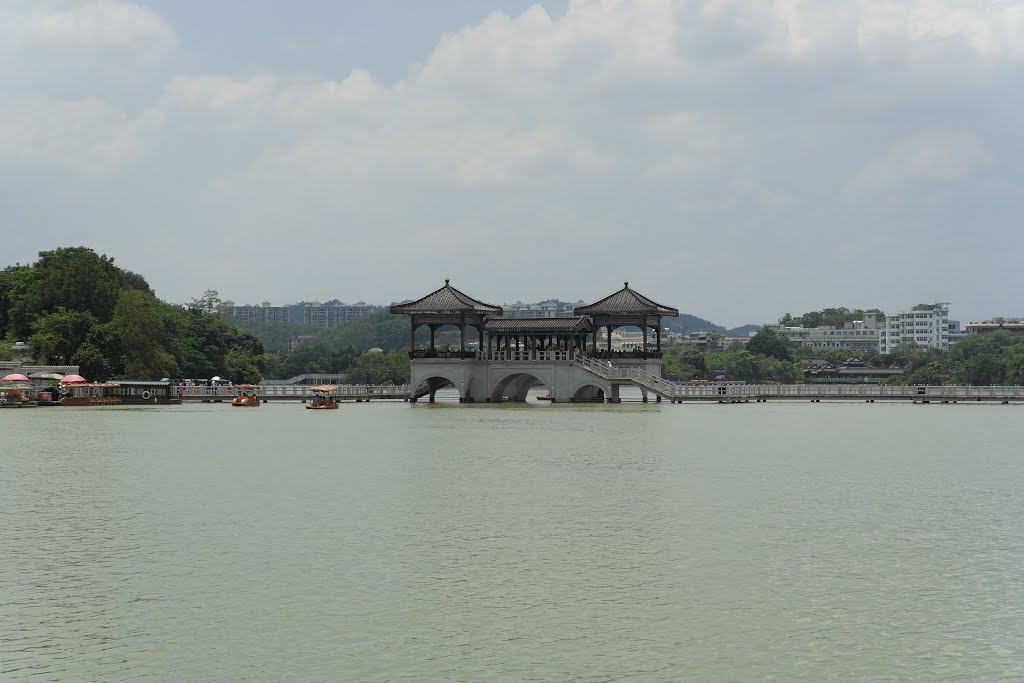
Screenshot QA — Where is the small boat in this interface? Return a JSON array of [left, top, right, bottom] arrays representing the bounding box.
[[536, 394, 552, 401], [231, 385, 261, 407], [306, 385, 340, 410], [0, 385, 38, 407]]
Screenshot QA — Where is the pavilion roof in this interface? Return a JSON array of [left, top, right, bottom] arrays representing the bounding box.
[[390, 280, 502, 315], [484, 317, 593, 334], [573, 282, 679, 317]]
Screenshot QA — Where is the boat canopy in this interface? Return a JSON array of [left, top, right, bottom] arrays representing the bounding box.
[[310, 385, 337, 392]]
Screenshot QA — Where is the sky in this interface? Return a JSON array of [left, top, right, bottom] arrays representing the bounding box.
[[1, 0, 1021, 327]]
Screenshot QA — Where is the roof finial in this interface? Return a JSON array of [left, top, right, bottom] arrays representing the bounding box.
[[624, 281, 629, 288], [445, 278, 450, 286]]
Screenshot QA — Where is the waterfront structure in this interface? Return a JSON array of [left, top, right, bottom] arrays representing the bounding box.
[[304, 301, 378, 328], [965, 318, 1024, 336], [391, 281, 678, 403], [879, 303, 950, 354], [803, 359, 905, 384], [221, 301, 291, 324]]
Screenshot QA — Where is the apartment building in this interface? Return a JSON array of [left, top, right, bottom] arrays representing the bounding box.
[[303, 302, 379, 328], [221, 301, 291, 324], [879, 303, 950, 354], [502, 300, 581, 318]]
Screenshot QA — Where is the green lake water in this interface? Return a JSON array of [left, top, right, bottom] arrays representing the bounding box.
[[2, 397, 1023, 681]]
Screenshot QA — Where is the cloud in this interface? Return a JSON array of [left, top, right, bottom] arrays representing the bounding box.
[[3, 0, 1023, 321], [0, 0, 177, 83], [0, 96, 162, 171]]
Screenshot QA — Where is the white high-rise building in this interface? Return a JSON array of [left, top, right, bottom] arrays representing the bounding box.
[[879, 303, 950, 354]]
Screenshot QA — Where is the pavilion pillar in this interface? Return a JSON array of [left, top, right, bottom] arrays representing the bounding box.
[[460, 323, 466, 354], [478, 327, 484, 355], [656, 325, 662, 353], [607, 326, 613, 352], [642, 324, 648, 358], [430, 326, 436, 351], [410, 322, 416, 352]]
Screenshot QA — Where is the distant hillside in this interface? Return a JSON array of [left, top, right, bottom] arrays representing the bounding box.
[[665, 314, 760, 337], [725, 324, 761, 337]]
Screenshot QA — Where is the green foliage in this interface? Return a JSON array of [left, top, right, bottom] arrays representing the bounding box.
[[313, 312, 410, 352], [787, 307, 885, 329], [233, 319, 320, 354], [28, 308, 99, 364], [1, 248, 265, 382], [661, 345, 708, 380], [189, 289, 223, 315], [345, 350, 410, 385], [746, 328, 792, 361]]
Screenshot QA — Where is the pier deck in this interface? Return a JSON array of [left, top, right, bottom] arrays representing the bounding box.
[[179, 385, 409, 402]]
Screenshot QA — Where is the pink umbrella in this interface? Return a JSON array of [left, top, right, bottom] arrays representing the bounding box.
[[2, 373, 29, 382], [60, 374, 87, 383]]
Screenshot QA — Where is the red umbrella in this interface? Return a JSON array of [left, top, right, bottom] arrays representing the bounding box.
[[2, 373, 29, 382], [60, 374, 87, 383]]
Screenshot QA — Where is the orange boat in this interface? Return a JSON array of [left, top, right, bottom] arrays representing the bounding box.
[[231, 384, 261, 407], [306, 385, 339, 410]]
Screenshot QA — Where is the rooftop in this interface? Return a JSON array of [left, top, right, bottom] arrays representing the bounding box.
[[390, 280, 503, 316], [574, 282, 679, 317], [484, 317, 593, 334]]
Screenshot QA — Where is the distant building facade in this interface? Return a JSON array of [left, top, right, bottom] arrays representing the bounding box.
[[762, 314, 881, 352], [287, 334, 315, 353], [879, 303, 950, 354], [965, 318, 1024, 337], [679, 331, 728, 354], [502, 300, 582, 318], [221, 301, 291, 324], [303, 302, 379, 328]]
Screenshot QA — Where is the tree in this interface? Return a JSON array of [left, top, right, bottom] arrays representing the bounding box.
[[28, 308, 99, 364], [746, 328, 792, 361], [189, 289, 223, 315], [346, 350, 410, 385]]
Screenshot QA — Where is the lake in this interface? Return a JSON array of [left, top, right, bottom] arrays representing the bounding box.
[[2, 397, 1023, 681]]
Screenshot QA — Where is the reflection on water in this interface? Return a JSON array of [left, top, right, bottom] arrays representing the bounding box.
[[2, 401, 1024, 681]]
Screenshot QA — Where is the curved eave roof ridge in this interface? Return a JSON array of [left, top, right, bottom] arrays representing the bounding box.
[[573, 283, 679, 317], [389, 280, 503, 315]]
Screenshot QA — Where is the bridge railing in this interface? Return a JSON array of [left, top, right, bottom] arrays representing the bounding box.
[[572, 359, 1024, 400], [179, 384, 409, 399], [478, 350, 572, 362]]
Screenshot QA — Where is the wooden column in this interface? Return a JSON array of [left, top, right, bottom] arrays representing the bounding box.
[[410, 322, 416, 351], [430, 326, 436, 351]]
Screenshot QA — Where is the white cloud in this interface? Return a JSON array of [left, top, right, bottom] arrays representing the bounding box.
[[0, 96, 162, 171], [3, 0, 1023, 320], [0, 0, 177, 82], [852, 129, 994, 195]]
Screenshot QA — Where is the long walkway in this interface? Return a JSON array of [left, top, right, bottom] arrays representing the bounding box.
[[573, 357, 1024, 403]]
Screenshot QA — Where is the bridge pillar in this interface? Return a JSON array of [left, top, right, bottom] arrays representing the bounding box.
[[608, 384, 621, 403]]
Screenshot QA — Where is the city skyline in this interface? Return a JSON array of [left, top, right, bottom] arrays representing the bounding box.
[[3, 1, 1021, 326]]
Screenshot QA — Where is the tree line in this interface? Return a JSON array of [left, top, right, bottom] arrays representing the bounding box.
[[0, 248, 265, 383], [662, 328, 1024, 386]]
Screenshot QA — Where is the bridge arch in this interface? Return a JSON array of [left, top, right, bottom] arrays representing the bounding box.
[[411, 372, 465, 403], [571, 381, 607, 403], [489, 370, 549, 402]]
